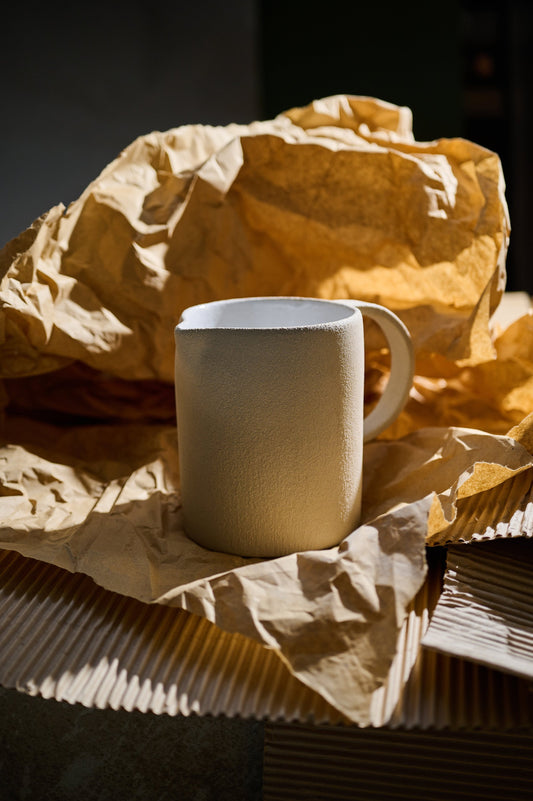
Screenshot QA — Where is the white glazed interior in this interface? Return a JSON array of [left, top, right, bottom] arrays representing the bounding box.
[[178, 297, 354, 330]]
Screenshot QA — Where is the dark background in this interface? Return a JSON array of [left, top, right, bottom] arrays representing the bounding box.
[[2, 0, 532, 291]]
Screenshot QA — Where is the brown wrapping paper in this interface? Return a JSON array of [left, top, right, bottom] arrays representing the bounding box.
[[0, 95, 509, 381], [1, 94, 531, 723], [0, 417, 430, 723]]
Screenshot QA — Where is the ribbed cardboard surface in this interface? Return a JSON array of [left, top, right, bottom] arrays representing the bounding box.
[[1, 545, 532, 730], [429, 467, 533, 546], [0, 545, 429, 726], [0, 547, 340, 723], [423, 539, 533, 679], [263, 724, 533, 800]]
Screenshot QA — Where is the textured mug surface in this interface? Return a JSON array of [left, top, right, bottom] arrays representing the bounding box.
[[174, 297, 414, 557]]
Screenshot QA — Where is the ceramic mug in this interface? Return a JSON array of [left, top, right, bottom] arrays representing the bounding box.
[[174, 297, 414, 557]]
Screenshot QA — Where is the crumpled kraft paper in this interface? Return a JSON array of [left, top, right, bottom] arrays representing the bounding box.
[[0, 416, 429, 723], [3, 415, 533, 720], [370, 309, 533, 440], [362, 416, 533, 537], [0, 94, 509, 382], [0, 94, 529, 723]]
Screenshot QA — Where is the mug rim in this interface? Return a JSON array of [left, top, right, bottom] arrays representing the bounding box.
[[176, 296, 360, 332]]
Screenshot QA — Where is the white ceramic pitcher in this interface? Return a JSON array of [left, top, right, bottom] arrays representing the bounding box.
[[174, 297, 414, 557]]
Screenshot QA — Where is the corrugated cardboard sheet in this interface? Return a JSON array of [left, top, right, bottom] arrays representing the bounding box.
[[263, 725, 533, 800], [1, 538, 532, 730], [423, 539, 533, 679]]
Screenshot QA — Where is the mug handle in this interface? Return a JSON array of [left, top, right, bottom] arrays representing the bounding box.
[[343, 300, 415, 442]]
